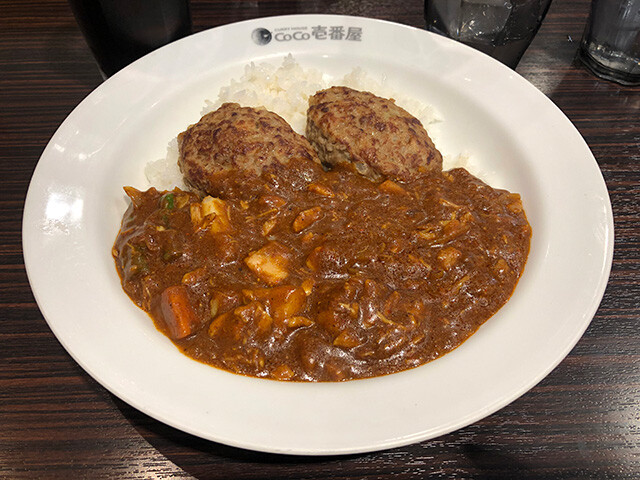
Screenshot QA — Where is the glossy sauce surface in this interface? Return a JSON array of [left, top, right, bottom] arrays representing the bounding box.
[[113, 159, 531, 381]]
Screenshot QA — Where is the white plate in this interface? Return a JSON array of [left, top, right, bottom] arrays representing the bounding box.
[[23, 15, 613, 455]]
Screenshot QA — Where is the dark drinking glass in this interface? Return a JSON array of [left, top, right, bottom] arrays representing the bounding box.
[[68, 0, 191, 78], [579, 0, 640, 85], [424, 0, 553, 68]]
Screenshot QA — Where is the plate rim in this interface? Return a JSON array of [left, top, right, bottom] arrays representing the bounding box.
[[22, 14, 614, 455]]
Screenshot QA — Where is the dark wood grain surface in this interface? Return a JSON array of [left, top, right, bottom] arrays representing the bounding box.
[[1, 0, 639, 478]]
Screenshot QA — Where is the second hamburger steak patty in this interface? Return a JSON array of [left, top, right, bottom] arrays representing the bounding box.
[[178, 103, 320, 197], [306, 86, 443, 181]]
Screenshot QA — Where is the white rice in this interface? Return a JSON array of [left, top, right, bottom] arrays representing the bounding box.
[[145, 54, 471, 189], [144, 137, 184, 189]]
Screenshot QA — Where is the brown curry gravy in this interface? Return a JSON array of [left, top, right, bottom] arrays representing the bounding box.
[[113, 159, 531, 381]]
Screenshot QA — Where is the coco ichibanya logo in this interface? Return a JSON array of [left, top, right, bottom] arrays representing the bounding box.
[[252, 25, 363, 45]]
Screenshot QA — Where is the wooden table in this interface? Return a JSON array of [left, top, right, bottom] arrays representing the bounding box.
[[1, 0, 638, 477]]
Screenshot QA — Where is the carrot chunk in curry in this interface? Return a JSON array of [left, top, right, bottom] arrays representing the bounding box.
[[157, 285, 200, 340]]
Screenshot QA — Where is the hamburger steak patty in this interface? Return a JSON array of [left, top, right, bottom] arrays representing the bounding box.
[[178, 103, 320, 197], [306, 86, 443, 181]]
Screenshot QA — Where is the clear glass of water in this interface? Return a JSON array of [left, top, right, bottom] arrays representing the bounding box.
[[579, 0, 640, 86], [424, 0, 553, 68]]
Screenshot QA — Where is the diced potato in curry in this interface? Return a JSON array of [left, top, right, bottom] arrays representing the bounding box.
[[244, 241, 291, 286], [190, 196, 232, 233], [242, 285, 307, 323], [293, 206, 323, 233]]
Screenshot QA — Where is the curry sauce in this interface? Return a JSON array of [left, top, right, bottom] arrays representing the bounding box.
[[113, 159, 531, 381]]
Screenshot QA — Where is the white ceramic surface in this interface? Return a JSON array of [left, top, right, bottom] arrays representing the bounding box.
[[23, 15, 613, 455]]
